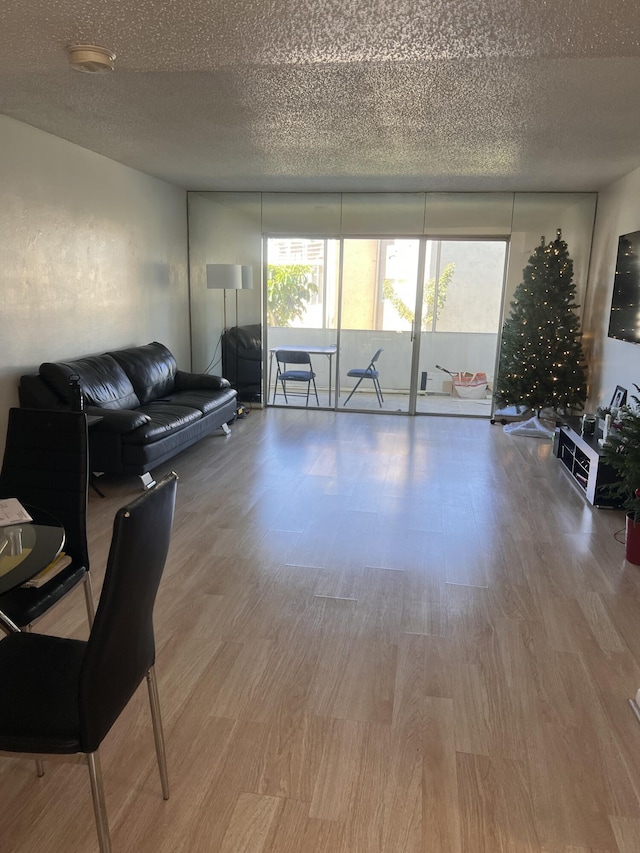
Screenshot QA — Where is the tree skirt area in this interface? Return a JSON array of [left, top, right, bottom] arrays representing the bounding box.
[[503, 415, 556, 438]]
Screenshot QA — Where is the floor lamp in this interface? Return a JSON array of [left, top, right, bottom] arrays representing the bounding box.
[[206, 263, 243, 335], [237, 266, 254, 401], [239, 264, 253, 323], [206, 263, 254, 397]]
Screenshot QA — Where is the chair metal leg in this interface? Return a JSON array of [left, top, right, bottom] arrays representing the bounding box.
[[25, 629, 51, 784], [312, 376, 319, 406], [0, 609, 21, 633], [343, 376, 364, 406], [87, 751, 112, 853], [373, 378, 384, 406], [146, 666, 170, 800], [272, 368, 281, 404], [273, 370, 282, 403], [83, 571, 96, 628]]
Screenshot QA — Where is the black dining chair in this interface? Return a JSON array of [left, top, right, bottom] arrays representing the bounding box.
[[343, 348, 384, 407], [274, 349, 320, 406], [0, 471, 178, 853], [0, 408, 93, 633]]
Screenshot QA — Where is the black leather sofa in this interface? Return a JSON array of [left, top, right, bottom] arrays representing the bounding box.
[[18, 342, 237, 477]]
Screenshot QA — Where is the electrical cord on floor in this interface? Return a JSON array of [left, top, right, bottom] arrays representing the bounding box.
[[614, 528, 626, 544], [203, 336, 223, 375]]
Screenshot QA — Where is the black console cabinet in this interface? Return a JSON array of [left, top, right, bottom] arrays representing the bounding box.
[[554, 417, 620, 507]]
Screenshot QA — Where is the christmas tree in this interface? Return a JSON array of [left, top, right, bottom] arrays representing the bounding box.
[[600, 384, 640, 521], [495, 229, 587, 414]]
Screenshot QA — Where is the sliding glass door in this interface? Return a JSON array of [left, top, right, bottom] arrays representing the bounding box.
[[416, 240, 507, 415], [265, 237, 339, 407], [338, 238, 420, 412], [265, 235, 507, 416]]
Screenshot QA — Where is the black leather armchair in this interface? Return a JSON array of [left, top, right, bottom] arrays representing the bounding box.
[[0, 472, 178, 853], [0, 408, 94, 633], [222, 324, 262, 401]]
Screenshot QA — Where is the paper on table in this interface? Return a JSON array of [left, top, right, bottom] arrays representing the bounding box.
[[0, 499, 33, 527], [22, 552, 72, 588]]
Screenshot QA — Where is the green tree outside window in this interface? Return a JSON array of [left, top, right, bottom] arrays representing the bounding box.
[[382, 262, 455, 329], [267, 264, 318, 327]]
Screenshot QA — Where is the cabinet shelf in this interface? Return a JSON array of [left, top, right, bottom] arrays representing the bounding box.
[[554, 418, 619, 507]]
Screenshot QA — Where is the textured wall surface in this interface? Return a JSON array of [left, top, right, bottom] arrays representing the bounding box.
[[583, 166, 640, 408], [1, 1, 640, 192], [0, 116, 189, 456]]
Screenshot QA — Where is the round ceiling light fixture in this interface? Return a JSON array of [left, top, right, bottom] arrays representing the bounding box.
[[66, 44, 116, 73]]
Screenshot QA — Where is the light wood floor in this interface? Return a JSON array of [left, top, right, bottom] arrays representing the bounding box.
[[2, 409, 640, 852]]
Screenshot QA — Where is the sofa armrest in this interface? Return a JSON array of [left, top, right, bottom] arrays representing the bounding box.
[[85, 406, 151, 434], [174, 371, 231, 392]]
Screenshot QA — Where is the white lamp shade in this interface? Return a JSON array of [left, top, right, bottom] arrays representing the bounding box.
[[206, 264, 243, 290], [241, 265, 254, 290]]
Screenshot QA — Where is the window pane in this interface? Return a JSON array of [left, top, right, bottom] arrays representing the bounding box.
[[267, 237, 339, 330], [434, 241, 507, 333]]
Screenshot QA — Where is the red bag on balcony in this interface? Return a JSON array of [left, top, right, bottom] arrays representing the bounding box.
[[452, 372, 488, 399]]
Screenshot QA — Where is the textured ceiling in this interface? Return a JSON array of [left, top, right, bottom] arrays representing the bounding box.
[[1, 0, 640, 192]]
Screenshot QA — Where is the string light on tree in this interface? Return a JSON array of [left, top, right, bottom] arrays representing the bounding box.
[[495, 229, 587, 415]]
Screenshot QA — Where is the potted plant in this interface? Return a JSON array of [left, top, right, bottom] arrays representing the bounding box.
[[600, 384, 640, 565]]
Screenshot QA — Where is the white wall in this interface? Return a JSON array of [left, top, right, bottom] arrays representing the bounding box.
[[506, 194, 597, 316], [583, 166, 640, 410], [0, 117, 190, 454]]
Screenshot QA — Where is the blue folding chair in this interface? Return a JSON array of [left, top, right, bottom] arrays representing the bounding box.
[[274, 350, 320, 406], [343, 348, 384, 407]]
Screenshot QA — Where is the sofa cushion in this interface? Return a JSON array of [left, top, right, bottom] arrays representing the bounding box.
[[121, 402, 202, 444], [109, 342, 177, 405], [161, 387, 237, 416], [40, 356, 141, 410]]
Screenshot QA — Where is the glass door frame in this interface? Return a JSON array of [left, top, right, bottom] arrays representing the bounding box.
[[263, 234, 342, 410], [263, 233, 510, 416], [407, 238, 428, 415], [412, 234, 510, 418]]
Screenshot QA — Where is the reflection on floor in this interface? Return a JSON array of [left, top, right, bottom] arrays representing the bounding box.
[[415, 394, 494, 417], [2, 409, 634, 852], [269, 390, 495, 417]]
